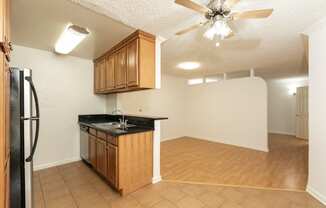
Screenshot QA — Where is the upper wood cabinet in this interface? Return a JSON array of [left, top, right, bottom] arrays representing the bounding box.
[[94, 62, 100, 93], [105, 55, 115, 90], [127, 39, 139, 87], [94, 58, 106, 93], [115, 47, 127, 89], [94, 30, 156, 94]]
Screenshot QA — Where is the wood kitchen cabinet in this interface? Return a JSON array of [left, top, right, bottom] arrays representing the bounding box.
[[93, 30, 155, 94], [94, 62, 100, 93], [96, 138, 107, 177], [105, 55, 115, 90], [89, 135, 97, 168], [1, 0, 11, 205], [106, 143, 117, 187], [4, 160, 9, 208], [114, 47, 127, 89], [87, 128, 153, 195], [94, 58, 106, 93], [127, 39, 138, 87]]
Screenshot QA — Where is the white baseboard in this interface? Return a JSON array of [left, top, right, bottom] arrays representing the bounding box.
[[33, 157, 81, 171], [152, 176, 162, 184], [307, 186, 326, 205]]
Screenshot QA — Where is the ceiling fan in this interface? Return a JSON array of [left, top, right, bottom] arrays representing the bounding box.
[[175, 0, 273, 41]]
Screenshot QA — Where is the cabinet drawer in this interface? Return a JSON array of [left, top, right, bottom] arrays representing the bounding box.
[[97, 131, 107, 141], [89, 128, 97, 136], [107, 135, 117, 146]]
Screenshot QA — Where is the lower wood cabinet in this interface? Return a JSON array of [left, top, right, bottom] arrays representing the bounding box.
[[89, 135, 97, 168], [87, 129, 153, 195], [106, 143, 117, 187], [96, 138, 107, 177]]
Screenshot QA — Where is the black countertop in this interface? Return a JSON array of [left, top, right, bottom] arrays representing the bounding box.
[[78, 114, 167, 136], [79, 122, 154, 137]]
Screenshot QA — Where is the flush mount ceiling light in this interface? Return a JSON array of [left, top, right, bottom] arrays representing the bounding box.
[[54, 24, 90, 54], [177, 62, 201, 70]]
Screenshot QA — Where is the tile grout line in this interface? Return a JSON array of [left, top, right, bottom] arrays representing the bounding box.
[[57, 166, 80, 208]]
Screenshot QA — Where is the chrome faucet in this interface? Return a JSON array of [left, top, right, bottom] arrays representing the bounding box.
[[112, 109, 128, 127]]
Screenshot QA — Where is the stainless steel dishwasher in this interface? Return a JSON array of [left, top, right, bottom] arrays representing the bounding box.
[[80, 125, 90, 164]]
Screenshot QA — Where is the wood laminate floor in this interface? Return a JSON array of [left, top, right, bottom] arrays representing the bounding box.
[[33, 161, 324, 208], [161, 134, 308, 190]]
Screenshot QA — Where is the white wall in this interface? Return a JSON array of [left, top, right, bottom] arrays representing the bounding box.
[[106, 74, 187, 140], [108, 75, 268, 152], [184, 77, 268, 152], [305, 17, 326, 205], [267, 78, 308, 135], [11, 45, 106, 170]]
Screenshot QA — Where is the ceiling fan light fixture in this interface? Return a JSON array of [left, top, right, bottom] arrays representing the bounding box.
[[203, 26, 216, 40], [203, 20, 232, 40]]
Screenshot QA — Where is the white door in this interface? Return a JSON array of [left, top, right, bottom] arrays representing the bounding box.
[[296, 86, 309, 139]]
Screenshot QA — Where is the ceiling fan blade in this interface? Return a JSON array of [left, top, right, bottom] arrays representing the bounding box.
[[176, 23, 205, 36], [175, 0, 210, 14], [232, 9, 274, 20], [224, 0, 241, 8]]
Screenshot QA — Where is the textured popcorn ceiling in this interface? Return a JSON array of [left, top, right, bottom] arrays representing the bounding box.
[[70, 0, 207, 37], [12, 0, 326, 78], [70, 0, 326, 78]]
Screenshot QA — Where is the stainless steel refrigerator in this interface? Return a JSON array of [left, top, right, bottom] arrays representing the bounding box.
[[10, 68, 40, 208]]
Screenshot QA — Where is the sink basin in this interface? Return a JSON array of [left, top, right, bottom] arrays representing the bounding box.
[[92, 122, 136, 130]]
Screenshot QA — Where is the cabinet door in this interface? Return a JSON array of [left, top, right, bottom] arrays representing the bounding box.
[[89, 135, 97, 168], [105, 55, 115, 90], [4, 161, 9, 208], [94, 62, 101, 93], [0, 0, 11, 60], [107, 143, 118, 187], [96, 138, 107, 177], [115, 47, 127, 89], [127, 39, 139, 87], [0, 0, 4, 43], [4, 61, 9, 163], [99, 59, 106, 91], [4, 0, 10, 45]]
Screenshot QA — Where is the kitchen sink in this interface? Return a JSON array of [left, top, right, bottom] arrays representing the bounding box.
[[91, 122, 136, 130]]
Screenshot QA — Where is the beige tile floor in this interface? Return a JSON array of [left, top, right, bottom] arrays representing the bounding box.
[[33, 161, 325, 208]]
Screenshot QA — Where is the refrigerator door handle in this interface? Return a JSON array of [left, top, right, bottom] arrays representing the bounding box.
[[25, 76, 40, 162]]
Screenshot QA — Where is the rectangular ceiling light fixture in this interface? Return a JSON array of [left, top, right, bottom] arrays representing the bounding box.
[[54, 24, 90, 54]]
